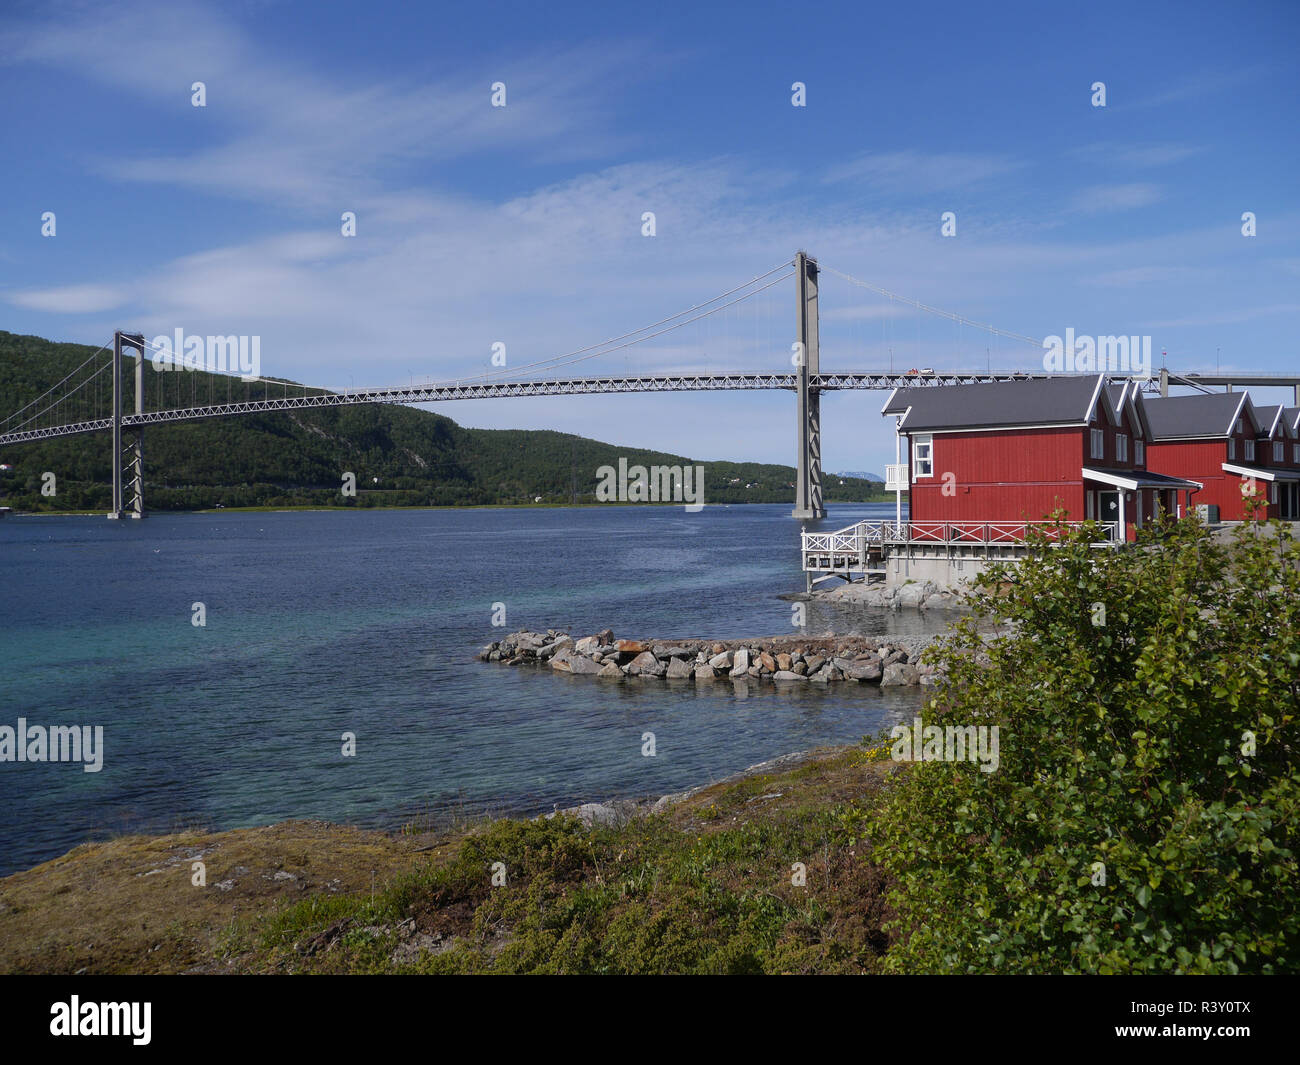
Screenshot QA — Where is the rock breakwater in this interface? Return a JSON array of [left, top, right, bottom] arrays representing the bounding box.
[[478, 629, 945, 687]]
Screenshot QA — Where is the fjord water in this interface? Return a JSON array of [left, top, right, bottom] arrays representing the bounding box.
[[0, 503, 939, 877]]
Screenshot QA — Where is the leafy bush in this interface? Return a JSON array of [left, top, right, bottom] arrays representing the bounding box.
[[870, 511, 1299, 973]]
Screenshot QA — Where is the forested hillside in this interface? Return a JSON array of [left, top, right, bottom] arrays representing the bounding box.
[[0, 330, 887, 511]]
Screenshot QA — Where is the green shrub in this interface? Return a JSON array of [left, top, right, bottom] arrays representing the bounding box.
[[870, 511, 1300, 973]]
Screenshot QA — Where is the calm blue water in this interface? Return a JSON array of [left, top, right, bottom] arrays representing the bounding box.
[[0, 502, 937, 876]]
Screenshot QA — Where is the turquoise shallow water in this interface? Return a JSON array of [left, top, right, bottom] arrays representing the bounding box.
[[0, 503, 937, 876]]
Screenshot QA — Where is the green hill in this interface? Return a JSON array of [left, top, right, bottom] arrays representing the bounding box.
[[0, 330, 887, 512]]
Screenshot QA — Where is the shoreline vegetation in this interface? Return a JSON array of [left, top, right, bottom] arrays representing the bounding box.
[[2, 513, 1296, 973]]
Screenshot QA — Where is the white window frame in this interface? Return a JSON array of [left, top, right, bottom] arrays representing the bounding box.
[[1294, 443, 1300, 464], [1228, 439, 1235, 461], [1091, 428, 1105, 460], [1274, 441, 1284, 462], [912, 434, 934, 479], [1245, 439, 1255, 461], [1116, 433, 1128, 463], [1135, 440, 1145, 466]]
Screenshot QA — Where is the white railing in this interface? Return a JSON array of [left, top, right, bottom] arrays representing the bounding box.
[[884, 464, 909, 491], [801, 519, 1120, 570]]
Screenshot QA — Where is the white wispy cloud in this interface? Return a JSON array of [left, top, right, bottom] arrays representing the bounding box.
[[2, 0, 641, 208], [1085, 265, 1211, 286], [1143, 304, 1300, 328], [822, 150, 1024, 193], [1070, 183, 1163, 213], [10, 284, 127, 314], [1069, 142, 1206, 168]]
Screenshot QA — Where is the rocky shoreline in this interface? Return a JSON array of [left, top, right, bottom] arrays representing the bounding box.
[[548, 749, 822, 828], [479, 628, 945, 687]]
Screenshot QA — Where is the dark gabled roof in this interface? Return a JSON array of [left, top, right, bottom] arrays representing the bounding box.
[[1105, 380, 1152, 438], [1254, 404, 1283, 437], [1144, 393, 1250, 441], [882, 375, 1104, 432], [1286, 407, 1300, 433]]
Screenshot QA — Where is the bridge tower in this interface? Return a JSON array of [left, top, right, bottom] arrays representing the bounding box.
[[108, 331, 146, 520], [791, 250, 825, 520]]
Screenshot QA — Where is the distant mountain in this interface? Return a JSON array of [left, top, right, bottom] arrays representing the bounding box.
[[835, 470, 884, 483], [0, 330, 893, 511]]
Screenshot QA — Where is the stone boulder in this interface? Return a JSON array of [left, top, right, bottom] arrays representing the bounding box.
[[628, 651, 665, 677], [666, 657, 694, 680], [881, 662, 920, 686], [847, 661, 882, 681], [896, 582, 928, 608], [539, 635, 574, 660]]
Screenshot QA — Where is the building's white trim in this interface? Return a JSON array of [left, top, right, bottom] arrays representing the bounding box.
[[1260, 406, 1284, 438], [1082, 374, 1107, 427], [1083, 467, 1203, 491], [912, 433, 934, 478], [1222, 462, 1300, 483]]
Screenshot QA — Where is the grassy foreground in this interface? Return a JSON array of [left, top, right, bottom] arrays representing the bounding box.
[[0, 745, 898, 975]]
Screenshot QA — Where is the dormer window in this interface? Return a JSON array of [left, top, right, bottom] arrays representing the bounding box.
[[1245, 439, 1255, 461], [1228, 439, 1236, 461], [1091, 428, 1105, 460], [1274, 441, 1284, 462], [1116, 434, 1128, 463], [1135, 440, 1145, 466]]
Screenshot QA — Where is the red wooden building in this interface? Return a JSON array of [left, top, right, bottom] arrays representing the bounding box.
[[881, 374, 1200, 540], [1143, 393, 1300, 521], [1252, 404, 1300, 519]]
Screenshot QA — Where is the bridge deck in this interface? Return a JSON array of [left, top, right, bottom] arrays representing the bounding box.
[[0, 370, 1182, 445]]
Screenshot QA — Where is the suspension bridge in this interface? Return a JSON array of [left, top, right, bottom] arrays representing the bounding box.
[[2, 251, 1295, 520]]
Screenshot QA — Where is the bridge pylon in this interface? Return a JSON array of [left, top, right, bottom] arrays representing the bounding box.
[[791, 250, 825, 520], [108, 331, 146, 520]]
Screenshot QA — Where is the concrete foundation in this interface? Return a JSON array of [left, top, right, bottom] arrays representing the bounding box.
[[883, 544, 1030, 591]]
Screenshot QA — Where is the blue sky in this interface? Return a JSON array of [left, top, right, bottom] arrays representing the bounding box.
[[1, 0, 1297, 470]]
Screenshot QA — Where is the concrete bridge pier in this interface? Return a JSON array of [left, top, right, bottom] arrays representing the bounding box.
[[108, 332, 146, 520], [791, 250, 825, 520]]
